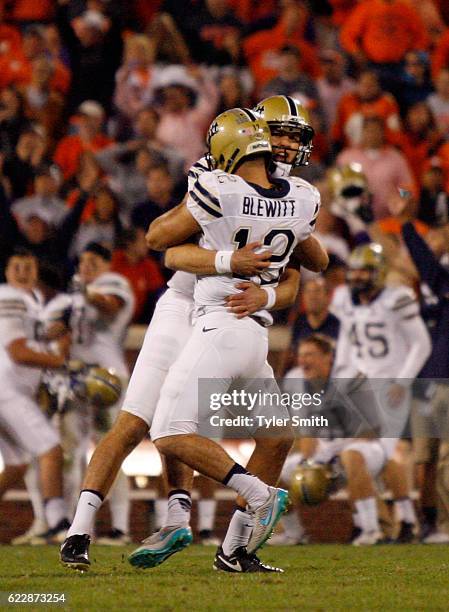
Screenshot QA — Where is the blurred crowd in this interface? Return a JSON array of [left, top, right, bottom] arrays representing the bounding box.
[[0, 0, 448, 324]]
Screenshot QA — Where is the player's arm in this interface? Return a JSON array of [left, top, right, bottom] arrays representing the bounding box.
[[7, 337, 68, 369], [291, 235, 329, 273], [85, 291, 124, 317], [393, 299, 432, 381], [146, 198, 200, 252], [164, 242, 271, 277], [225, 268, 301, 318]]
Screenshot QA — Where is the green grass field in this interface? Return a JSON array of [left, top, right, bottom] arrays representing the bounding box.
[[1, 545, 448, 611]]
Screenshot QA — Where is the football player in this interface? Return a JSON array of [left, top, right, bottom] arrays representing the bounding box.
[[122, 108, 327, 569], [332, 243, 432, 544], [0, 250, 70, 540], [61, 98, 325, 571], [31, 243, 135, 545]]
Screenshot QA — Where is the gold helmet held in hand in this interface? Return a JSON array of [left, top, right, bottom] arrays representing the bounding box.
[[84, 366, 122, 407], [290, 462, 333, 506], [254, 95, 314, 166], [206, 107, 272, 173]]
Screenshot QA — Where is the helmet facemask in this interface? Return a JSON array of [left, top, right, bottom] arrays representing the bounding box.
[[269, 120, 314, 167]]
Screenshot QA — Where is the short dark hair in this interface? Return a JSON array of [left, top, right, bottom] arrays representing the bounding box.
[[83, 242, 112, 261], [7, 247, 36, 262], [299, 333, 334, 355]]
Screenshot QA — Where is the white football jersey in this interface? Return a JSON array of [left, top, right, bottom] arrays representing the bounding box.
[[187, 170, 320, 324], [0, 284, 45, 396], [42, 272, 134, 378], [331, 284, 421, 378], [167, 156, 298, 298]]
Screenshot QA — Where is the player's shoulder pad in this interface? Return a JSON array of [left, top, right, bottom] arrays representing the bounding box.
[[0, 283, 27, 315], [187, 156, 210, 191], [189, 171, 223, 219], [287, 176, 320, 225], [188, 156, 210, 181], [330, 284, 351, 318], [91, 272, 132, 293], [383, 285, 417, 312], [287, 176, 320, 201]]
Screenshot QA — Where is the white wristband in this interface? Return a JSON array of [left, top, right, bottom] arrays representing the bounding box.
[[262, 286, 276, 310], [215, 251, 233, 274]]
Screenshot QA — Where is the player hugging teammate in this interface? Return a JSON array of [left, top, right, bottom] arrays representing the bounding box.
[[60, 96, 329, 573]]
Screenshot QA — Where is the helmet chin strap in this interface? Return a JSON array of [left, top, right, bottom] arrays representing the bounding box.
[[271, 160, 292, 178]]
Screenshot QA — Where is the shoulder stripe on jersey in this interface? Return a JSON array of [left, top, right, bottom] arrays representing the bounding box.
[[190, 191, 222, 219], [285, 96, 297, 117], [0, 298, 26, 306], [194, 179, 221, 208], [242, 108, 256, 121], [392, 297, 416, 311]]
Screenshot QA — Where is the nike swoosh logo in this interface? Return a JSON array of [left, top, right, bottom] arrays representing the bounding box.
[[202, 326, 217, 333], [87, 502, 99, 509], [243, 524, 253, 528], [218, 555, 242, 572]]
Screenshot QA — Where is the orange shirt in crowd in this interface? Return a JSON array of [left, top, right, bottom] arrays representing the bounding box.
[[432, 29, 449, 80], [332, 91, 400, 145], [340, 0, 428, 64], [392, 130, 442, 184], [228, 0, 276, 24], [0, 23, 21, 56], [54, 134, 113, 180], [328, 0, 358, 26], [65, 189, 96, 223], [377, 217, 429, 236], [6, 0, 54, 22], [111, 250, 165, 320], [243, 21, 321, 90], [0, 51, 71, 94], [433, 141, 449, 191]]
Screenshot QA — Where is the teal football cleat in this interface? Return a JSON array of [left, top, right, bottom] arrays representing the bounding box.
[[128, 525, 193, 569], [247, 487, 289, 554]]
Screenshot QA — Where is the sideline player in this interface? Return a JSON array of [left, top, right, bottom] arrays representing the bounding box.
[[0, 250, 70, 539], [332, 243, 431, 544]]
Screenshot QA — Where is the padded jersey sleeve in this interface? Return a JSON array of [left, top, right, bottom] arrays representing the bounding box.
[[0, 286, 27, 346], [186, 171, 223, 228]]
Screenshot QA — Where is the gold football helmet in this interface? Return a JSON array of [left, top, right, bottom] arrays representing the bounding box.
[[206, 107, 272, 173], [347, 243, 387, 295], [253, 95, 314, 166], [84, 366, 122, 407], [290, 462, 333, 506], [327, 163, 368, 201]]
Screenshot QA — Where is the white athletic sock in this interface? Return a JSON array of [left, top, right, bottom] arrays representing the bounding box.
[[222, 509, 253, 556], [282, 510, 304, 540], [25, 461, 46, 526], [45, 497, 67, 529], [198, 499, 216, 533], [223, 465, 269, 510], [395, 498, 416, 524], [108, 470, 130, 534], [166, 490, 192, 526], [154, 499, 168, 530], [355, 497, 379, 533], [353, 511, 362, 529], [66, 490, 103, 537]]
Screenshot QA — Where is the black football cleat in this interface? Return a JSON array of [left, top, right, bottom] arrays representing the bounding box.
[[60, 534, 91, 571], [213, 546, 284, 573], [394, 521, 416, 544]]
